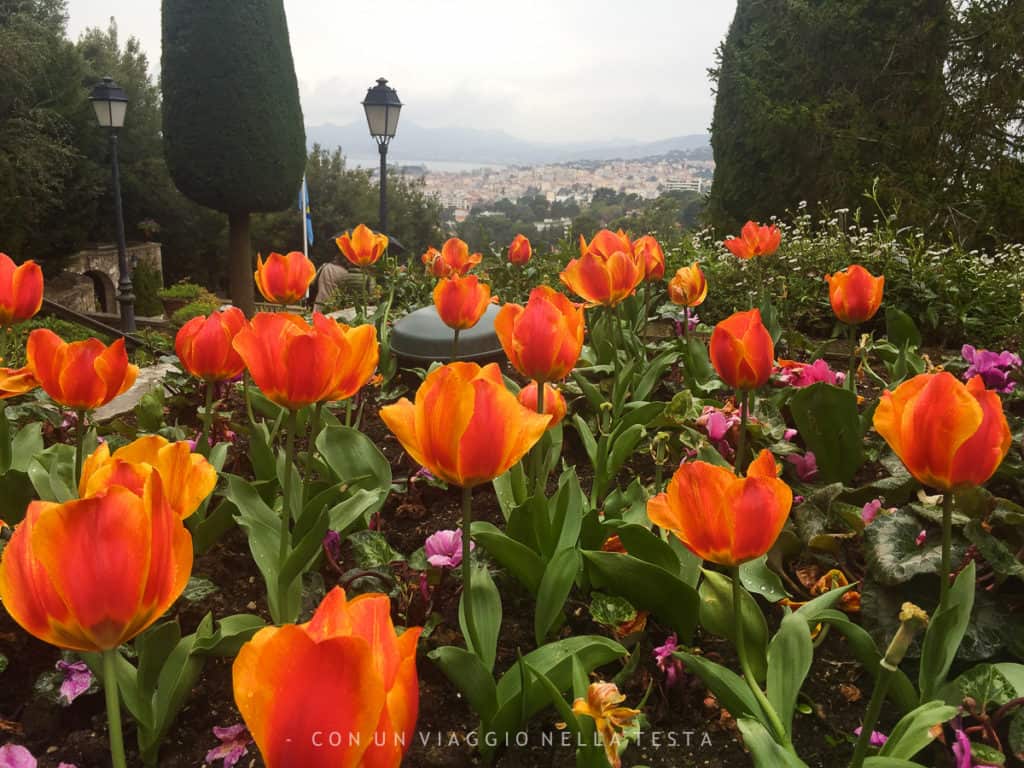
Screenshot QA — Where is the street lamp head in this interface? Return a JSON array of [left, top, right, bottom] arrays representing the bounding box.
[[90, 76, 129, 129], [362, 77, 402, 145]]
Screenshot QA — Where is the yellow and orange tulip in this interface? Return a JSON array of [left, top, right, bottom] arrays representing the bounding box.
[[254, 251, 316, 305], [561, 229, 644, 307], [568, 682, 641, 768], [579, 229, 633, 260], [421, 247, 446, 278], [668, 263, 708, 308], [0, 474, 192, 652], [233, 587, 420, 768], [311, 313, 380, 402], [232, 313, 342, 410], [26, 330, 138, 410], [517, 382, 567, 428], [709, 309, 774, 390], [647, 449, 793, 567], [175, 307, 247, 382], [79, 435, 217, 521], [873, 372, 1011, 491], [825, 264, 885, 325], [494, 286, 584, 382], [433, 275, 491, 331], [440, 237, 483, 277], [508, 234, 532, 265], [0, 365, 38, 399], [335, 224, 388, 268], [0, 253, 43, 326], [724, 221, 782, 260], [380, 362, 550, 487], [633, 234, 665, 281]]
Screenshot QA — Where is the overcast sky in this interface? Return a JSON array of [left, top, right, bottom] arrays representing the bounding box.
[[66, 1, 737, 144]]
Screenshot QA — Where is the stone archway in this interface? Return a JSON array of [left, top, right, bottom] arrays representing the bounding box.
[[83, 269, 116, 313]]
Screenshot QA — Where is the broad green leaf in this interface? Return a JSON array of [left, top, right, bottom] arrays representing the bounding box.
[[919, 562, 976, 701], [699, 570, 769, 683], [789, 383, 864, 484], [534, 547, 580, 645], [740, 555, 790, 602], [737, 719, 809, 767], [348, 529, 405, 568], [588, 592, 637, 628], [942, 663, 1015, 712], [459, 565, 502, 673], [677, 652, 765, 722], [428, 647, 498, 723], [864, 511, 959, 585], [611, 522, 680, 573], [767, 611, 813, 738], [879, 701, 958, 760], [316, 425, 392, 496], [885, 306, 922, 350], [471, 521, 544, 594]]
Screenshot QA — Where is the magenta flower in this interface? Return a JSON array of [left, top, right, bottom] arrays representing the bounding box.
[[56, 660, 93, 705], [783, 428, 798, 442], [962, 345, 1020, 393], [653, 634, 686, 688], [425, 529, 473, 569], [853, 727, 888, 747], [861, 499, 883, 525], [952, 726, 999, 768], [696, 405, 740, 459], [777, 359, 845, 388], [786, 451, 819, 482], [322, 530, 342, 563], [205, 724, 251, 768], [0, 746, 35, 768], [916, 529, 928, 547]]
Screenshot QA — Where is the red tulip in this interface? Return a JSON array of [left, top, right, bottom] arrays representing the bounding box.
[[561, 230, 643, 307], [175, 307, 247, 382], [709, 309, 774, 390], [254, 251, 316, 305], [433, 275, 491, 331], [26, 330, 138, 410], [494, 286, 584, 382], [825, 265, 885, 325], [336, 224, 388, 268], [508, 234, 532, 265], [724, 221, 782, 260], [633, 235, 665, 281], [0, 253, 43, 326]]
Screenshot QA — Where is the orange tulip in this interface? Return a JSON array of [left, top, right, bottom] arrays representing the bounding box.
[[175, 307, 247, 382], [668, 263, 708, 308], [873, 372, 1011, 491], [311, 313, 380, 402], [254, 251, 316, 305], [508, 234, 532, 265], [568, 682, 641, 768], [517, 382, 567, 428], [26, 330, 138, 410], [437, 237, 483, 277], [420, 246, 447, 278], [80, 435, 217, 520], [380, 362, 550, 487], [335, 224, 388, 268], [648, 449, 793, 567], [633, 235, 665, 281], [232, 313, 342, 410], [433, 275, 491, 331], [494, 286, 584, 382], [709, 309, 774, 390], [233, 587, 420, 768], [0, 253, 43, 326], [561, 229, 644, 307], [825, 264, 885, 325], [724, 221, 782, 260], [0, 474, 192, 652], [0, 365, 38, 399]]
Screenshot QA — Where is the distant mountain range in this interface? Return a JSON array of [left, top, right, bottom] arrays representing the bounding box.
[[305, 121, 710, 167]]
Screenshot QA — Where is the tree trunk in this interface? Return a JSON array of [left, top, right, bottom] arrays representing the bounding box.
[[228, 211, 255, 317]]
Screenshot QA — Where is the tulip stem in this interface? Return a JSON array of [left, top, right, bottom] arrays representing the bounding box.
[[361, 267, 369, 323], [732, 568, 793, 751], [940, 492, 953, 611], [102, 649, 127, 768], [74, 409, 86, 486], [243, 373, 256, 426], [452, 329, 461, 362], [736, 390, 750, 475], [682, 307, 689, 340], [460, 484, 483, 658], [198, 380, 215, 458], [531, 381, 547, 496], [849, 666, 892, 768], [278, 409, 298, 616], [847, 324, 858, 395]]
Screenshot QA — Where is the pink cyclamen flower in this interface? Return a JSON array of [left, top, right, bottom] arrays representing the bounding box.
[[322, 530, 342, 563], [56, 660, 93, 705], [786, 452, 819, 482], [425, 529, 473, 569], [777, 359, 845, 388], [696, 405, 741, 459], [916, 530, 928, 547], [861, 499, 883, 525], [783, 428, 798, 442], [952, 726, 999, 768], [962, 344, 1021, 394], [853, 727, 888, 747], [653, 634, 685, 688], [206, 725, 251, 768], [0, 746, 36, 768]]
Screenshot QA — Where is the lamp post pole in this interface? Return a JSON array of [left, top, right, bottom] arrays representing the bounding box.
[[379, 142, 389, 239], [109, 129, 135, 332], [362, 77, 402, 239]]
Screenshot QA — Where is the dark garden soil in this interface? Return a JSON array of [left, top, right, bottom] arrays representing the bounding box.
[[0, 367, 947, 768]]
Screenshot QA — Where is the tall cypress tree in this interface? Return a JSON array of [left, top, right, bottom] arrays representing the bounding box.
[[161, 0, 305, 315], [707, 0, 949, 232]]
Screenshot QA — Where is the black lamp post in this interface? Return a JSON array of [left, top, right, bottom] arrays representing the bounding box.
[[89, 76, 135, 332], [361, 78, 402, 238]]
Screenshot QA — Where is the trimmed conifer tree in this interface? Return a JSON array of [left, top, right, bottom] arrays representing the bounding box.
[[161, 0, 306, 315]]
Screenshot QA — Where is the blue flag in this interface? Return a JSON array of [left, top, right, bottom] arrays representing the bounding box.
[[299, 176, 314, 245]]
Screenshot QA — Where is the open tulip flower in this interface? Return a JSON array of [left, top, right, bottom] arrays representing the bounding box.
[[508, 233, 532, 265], [873, 372, 1010, 492], [26, 329, 138, 411], [825, 264, 884, 325], [723, 220, 782, 259], [567, 682, 641, 768], [0, 365, 38, 399], [560, 229, 644, 307], [79, 435, 217, 521], [311, 313, 380, 402], [0, 472, 192, 652], [254, 251, 316, 305], [335, 223, 388, 268], [233, 587, 421, 768], [0, 252, 43, 326], [633, 234, 666, 281], [175, 307, 247, 382], [380, 362, 550, 487], [494, 285, 584, 382], [421, 246, 447, 278], [668, 263, 708, 308], [436, 237, 483, 277], [709, 309, 774, 390], [517, 381, 567, 428], [433, 274, 492, 331], [647, 449, 793, 567], [232, 313, 344, 410]]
